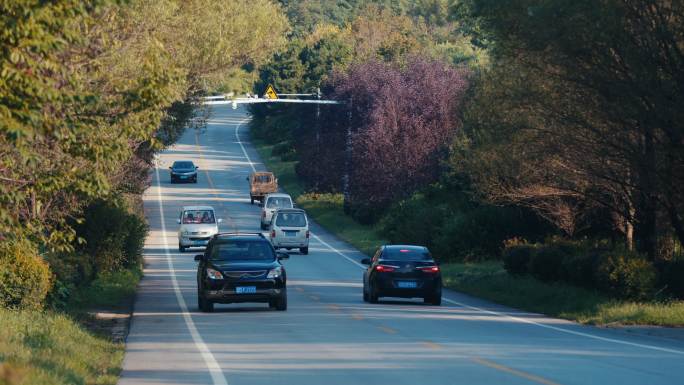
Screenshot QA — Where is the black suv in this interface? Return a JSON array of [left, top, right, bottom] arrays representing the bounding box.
[[169, 160, 198, 183], [195, 233, 288, 312], [362, 245, 442, 305]]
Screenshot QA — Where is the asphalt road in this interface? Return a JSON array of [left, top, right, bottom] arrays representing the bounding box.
[[119, 105, 684, 385]]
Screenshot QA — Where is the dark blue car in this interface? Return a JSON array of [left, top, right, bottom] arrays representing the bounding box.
[[169, 160, 198, 183]]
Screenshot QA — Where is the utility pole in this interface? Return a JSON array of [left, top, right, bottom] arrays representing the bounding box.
[[343, 97, 352, 214], [315, 88, 321, 191]]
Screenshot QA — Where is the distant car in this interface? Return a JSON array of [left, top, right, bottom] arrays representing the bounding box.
[[169, 160, 198, 183], [177, 206, 222, 252], [195, 233, 289, 312], [247, 171, 277, 204], [362, 245, 442, 305], [268, 208, 309, 254], [260, 193, 293, 230]]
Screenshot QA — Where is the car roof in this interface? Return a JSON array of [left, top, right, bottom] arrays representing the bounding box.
[[265, 193, 291, 199], [172, 160, 195, 165], [212, 233, 267, 241], [181, 205, 215, 211], [273, 208, 305, 214], [252, 171, 274, 175]]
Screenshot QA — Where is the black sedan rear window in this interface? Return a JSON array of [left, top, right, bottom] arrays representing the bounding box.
[[383, 248, 431, 261], [210, 240, 275, 262]]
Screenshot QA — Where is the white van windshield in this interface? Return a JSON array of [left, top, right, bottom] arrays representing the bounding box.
[[182, 210, 215, 224], [266, 197, 292, 209]]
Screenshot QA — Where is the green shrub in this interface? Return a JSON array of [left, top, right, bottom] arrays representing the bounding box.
[[76, 197, 147, 273], [528, 244, 570, 282], [0, 239, 52, 309], [379, 194, 445, 251], [562, 252, 600, 288], [503, 244, 536, 275], [595, 252, 657, 300], [279, 148, 298, 161], [271, 141, 293, 156], [656, 259, 684, 299], [44, 252, 95, 309]]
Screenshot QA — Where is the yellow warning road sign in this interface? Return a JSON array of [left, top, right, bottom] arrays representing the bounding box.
[[264, 84, 278, 99]]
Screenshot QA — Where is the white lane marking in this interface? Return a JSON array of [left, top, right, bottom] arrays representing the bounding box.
[[234, 118, 256, 173], [442, 298, 684, 355], [153, 160, 229, 385], [310, 233, 365, 269], [230, 112, 684, 357]]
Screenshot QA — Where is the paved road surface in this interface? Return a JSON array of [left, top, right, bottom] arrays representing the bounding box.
[[119, 106, 684, 385]]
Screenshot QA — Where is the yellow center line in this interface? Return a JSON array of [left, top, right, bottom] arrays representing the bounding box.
[[295, 287, 304, 293], [308, 295, 320, 301], [377, 326, 397, 335], [194, 131, 238, 232], [472, 358, 563, 385], [351, 314, 364, 321], [327, 304, 341, 312]]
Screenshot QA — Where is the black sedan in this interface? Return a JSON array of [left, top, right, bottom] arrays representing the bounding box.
[[169, 160, 198, 183], [362, 245, 442, 305], [195, 233, 288, 312]]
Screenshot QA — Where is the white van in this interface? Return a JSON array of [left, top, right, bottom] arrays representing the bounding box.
[[260, 193, 293, 230], [269, 208, 309, 254]]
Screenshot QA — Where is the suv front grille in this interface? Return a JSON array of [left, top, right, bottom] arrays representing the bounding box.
[[224, 271, 266, 279]]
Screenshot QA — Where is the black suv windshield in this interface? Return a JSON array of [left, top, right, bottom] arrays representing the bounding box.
[[383, 248, 431, 261], [173, 161, 194, 169], [210, 240, 275, 262]]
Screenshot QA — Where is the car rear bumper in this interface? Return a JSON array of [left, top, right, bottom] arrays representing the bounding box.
[[375, 277, 441, 298], [271, 238, 309, 248]]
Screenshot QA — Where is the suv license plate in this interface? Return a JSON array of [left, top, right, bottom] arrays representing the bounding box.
[[397, 281, 417, 289], [236, 286, 256, 294], [285, 231, 298, 237]]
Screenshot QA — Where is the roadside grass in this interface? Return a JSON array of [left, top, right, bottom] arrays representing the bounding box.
[[0, 308, 123, 385], [251, 136, 684, 327], [441, 262, 684, 327], [0, 267, 142, 385]]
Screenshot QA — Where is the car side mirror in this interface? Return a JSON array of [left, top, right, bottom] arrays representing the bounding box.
[[176, 219, 181, 224], [195, 166, 199, 169], [194, 254, 204, 262], [361, 258, 371, 265], [277, 252, 289, 260], [168, 166, 172, 170], [217, 218, 223, 223], [245, 177, 249, 181]]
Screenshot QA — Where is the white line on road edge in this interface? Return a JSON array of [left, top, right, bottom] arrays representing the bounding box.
[[231, 113, 684, 357], [153, 160, 229, 385], [234, 118, 256, 173]]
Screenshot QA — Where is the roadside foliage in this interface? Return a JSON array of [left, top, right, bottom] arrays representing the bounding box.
[[251, 0, 684, 306]]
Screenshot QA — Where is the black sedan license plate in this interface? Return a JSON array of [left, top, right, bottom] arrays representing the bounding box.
[[236, 286, 257, 294], [397, 281, 417, 289]]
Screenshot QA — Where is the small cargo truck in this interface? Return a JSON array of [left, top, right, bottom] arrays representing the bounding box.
[[247, 171, 278, 204]]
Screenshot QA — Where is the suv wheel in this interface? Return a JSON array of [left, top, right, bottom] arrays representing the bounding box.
[[300, 247, 308, 255], [424, 291, 442, 306], [369, 284, 379, 304], [179, 244, 186, 252], [250, 196, 254, 205], [363, 285, 369, 302], [198, 295, 214, 312], [271, 292, 287, 311]]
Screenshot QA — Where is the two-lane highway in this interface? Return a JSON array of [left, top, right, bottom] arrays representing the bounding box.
[[119, 105, 684, 385]]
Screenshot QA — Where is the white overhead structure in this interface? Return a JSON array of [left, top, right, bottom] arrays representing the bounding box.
[[202, 96, 341, 109]]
